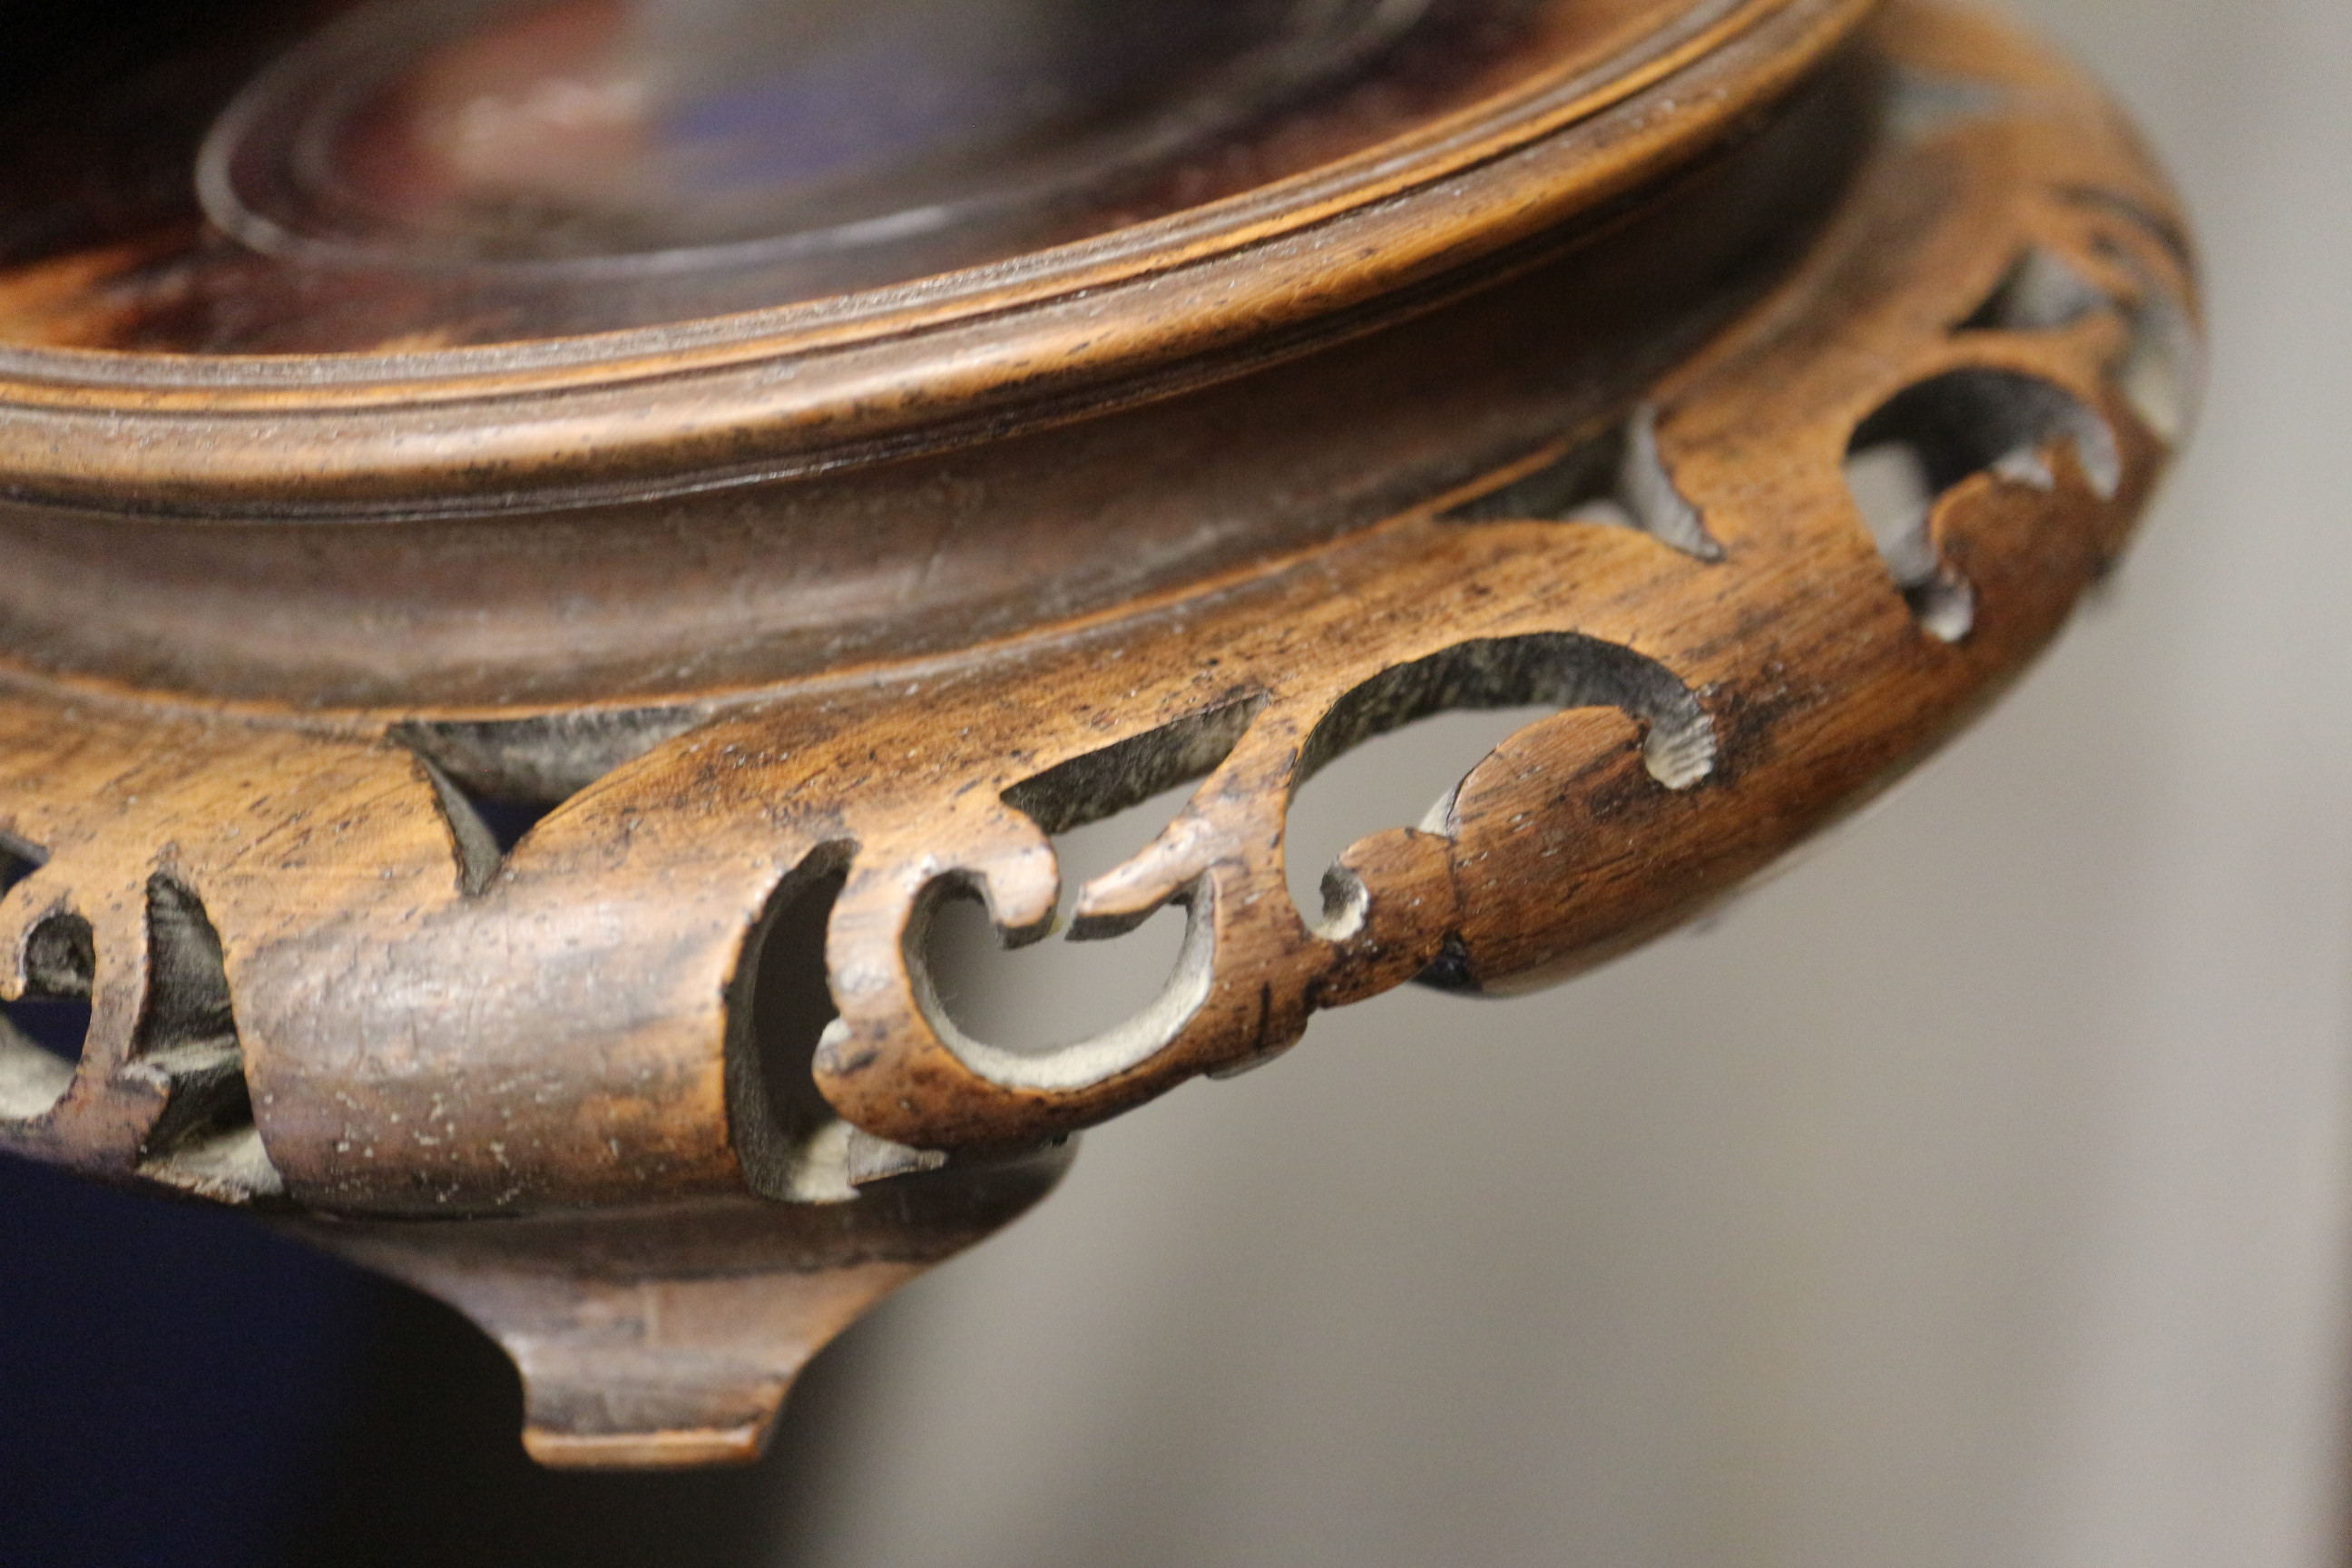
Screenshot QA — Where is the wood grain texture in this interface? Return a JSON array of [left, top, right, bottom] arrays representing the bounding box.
[[0, 0, 2196, 1464]]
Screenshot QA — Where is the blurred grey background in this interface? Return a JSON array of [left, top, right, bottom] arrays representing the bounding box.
[[3, 2, 2339, 1564], [770, 3, 2352, 1564]]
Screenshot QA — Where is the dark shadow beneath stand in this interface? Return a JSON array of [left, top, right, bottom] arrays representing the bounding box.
[[0, 1151, 874, 1568], [279, 1274, 879, 1567]]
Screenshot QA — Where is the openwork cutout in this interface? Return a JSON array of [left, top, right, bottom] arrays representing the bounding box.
[[912, 877, 1218, 1096], [1288, 633, 1717, 937], [1001, 700, 1264, 843], [416, 757, 553, 894], [0, 6, 2199, 1200], [2084, 240, 2204, 446], [397, 708, 710, 803], [1956, 234, 2200, 446], [401, 708, 710, 893], [1444, 406, 1724, 560], [0, 838, 85, 1122], [1845, 368, 2120, 642], [1955, 246, 2104, 335], [132, 877, 282, 1200], [0, 989, 83, 1121], [926, 774, 1201, 1061], [1283, 706, 1555, 933], [0, 851, 283, 1198], [0, 2, 2201, 1474], [729, 843, 940, 1201], [2116, 279, 2199, 444], [2057, 188, 2201, 444], [912, 701, 1260, 1095]]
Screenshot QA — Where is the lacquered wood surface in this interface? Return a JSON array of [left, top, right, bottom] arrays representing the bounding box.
[[0, 0, 2196, 1465]]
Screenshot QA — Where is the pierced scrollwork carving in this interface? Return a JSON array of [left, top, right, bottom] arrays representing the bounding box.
[[1289, 634, 1717, 938], [0, 0, 2199, 1468], [1444, 405, 1726, 562], [1834, 191, 2199, 642], [0, 838, 83, 1122], [1846, 368, 2121, 641], [0, 848, 280, 1200], [0, 2, 2200, 1201]]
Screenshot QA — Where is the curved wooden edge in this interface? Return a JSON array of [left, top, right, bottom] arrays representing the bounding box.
[[0, 2, 2197, 1207], [0, 0, 1874, 513]]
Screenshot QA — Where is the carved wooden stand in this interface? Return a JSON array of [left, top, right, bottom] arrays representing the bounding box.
[[0, 0, 2195, 1466]]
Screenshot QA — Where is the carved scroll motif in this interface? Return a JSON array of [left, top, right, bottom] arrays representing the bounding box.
[[0, 14, 2198, 1211]]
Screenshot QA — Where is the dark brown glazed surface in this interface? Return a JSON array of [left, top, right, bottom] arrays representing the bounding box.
[[0, 0, 1872, 711], [0, 1, 2197, 1468], [0, 0, 1728, 351], [0, 0, 1864, 520], [0, 58, 1864, 710], [0, 3, 2198, 1179]]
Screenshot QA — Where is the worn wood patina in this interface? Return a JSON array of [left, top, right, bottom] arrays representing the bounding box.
[[0, 0, 2196, 1465]]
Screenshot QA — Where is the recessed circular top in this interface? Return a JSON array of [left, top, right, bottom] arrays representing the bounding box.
[[0, 0, 1867, 512], [0, 0, 1823, 357], [200, 0, 1428, 277]]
